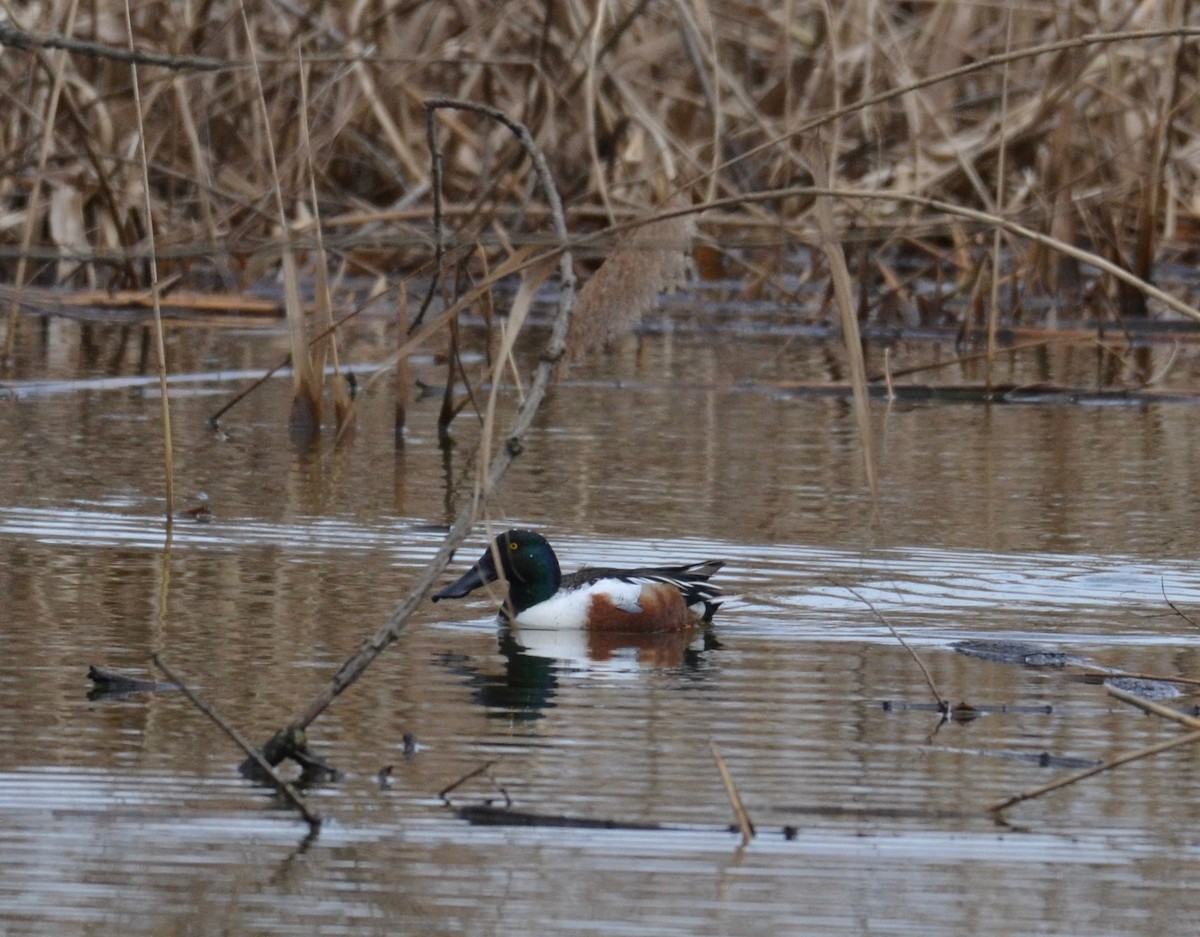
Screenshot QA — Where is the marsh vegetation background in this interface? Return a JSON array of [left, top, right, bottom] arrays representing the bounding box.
[[4, 3, 1200, 936], [3, 2, 1198, 343]]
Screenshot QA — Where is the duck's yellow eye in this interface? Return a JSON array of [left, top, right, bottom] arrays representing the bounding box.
[[509, 541, 519, 551]]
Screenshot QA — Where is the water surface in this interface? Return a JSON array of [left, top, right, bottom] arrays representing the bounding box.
[[3, 311, 1200, 935]]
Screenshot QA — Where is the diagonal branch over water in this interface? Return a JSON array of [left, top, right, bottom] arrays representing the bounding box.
[[240, 99, 577, 777]]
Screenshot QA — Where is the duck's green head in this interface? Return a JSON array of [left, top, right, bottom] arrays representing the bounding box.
[[432, 529, 562, 613]]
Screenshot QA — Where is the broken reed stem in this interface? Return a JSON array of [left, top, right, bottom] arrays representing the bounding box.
[[989, 686, 1200, 814], [989, 729, 1200, 813], [207, 354, 291, 428], [124, 0, 174, 520], [151, 653, 321, 831], [297, 51, 352, 433], [241, 101, 576, 769], [710, 741, 755, 847]]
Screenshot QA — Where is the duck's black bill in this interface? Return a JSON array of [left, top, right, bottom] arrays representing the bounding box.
[[431, 550, 498, 602]]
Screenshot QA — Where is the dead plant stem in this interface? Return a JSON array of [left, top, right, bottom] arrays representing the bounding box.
[[1160, 578, 1199, 629], [236, 1, 318, 430], [989, 728, 1200, 813], [0, 19, 226, 71], [810, 142, 877, 498], [413, 107, 447, 334], [710, 741, 755, 847], [438, 759, 500, 801], [124, 0, 174, 519]]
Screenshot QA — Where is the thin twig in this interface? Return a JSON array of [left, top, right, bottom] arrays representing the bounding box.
[[867, 337, 1070, 383], [846, 586, 948, 712], [1161, 578, 1199, 630], [411, 107, 447, 334], [990, 730, 1200, 814], [151, 654, 321, 831], [124, 0, 174, 521], [208, 355, 292, 427]]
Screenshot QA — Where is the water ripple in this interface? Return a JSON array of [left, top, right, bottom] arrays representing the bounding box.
[[4, 505, 1198, 622]]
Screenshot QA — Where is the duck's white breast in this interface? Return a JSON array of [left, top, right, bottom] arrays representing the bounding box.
[[514, 578, 644, 630]]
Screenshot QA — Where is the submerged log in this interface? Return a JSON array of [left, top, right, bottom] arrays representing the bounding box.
[[87, 665, 178, 698], [454, 803, 728, 833]]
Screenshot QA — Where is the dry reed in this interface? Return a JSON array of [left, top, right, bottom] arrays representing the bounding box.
[[710, 740, 756, 847], [1, 6, 1197, 338], [122, 0, 174, 516]]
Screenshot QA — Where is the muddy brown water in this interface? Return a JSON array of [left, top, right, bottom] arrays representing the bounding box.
[[4, 308, 1200, 935]]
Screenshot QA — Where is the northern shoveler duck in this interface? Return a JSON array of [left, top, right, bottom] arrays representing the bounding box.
[[432, 529, 724, 632]]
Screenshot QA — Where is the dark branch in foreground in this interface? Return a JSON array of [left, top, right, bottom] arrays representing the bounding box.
[[0, 22, 228, 71]]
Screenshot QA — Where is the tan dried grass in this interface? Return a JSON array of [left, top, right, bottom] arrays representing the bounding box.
[[2, 4, 1199, 356]]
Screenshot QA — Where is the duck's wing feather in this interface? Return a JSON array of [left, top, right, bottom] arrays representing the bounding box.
[[564, 560, 725, 621]]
